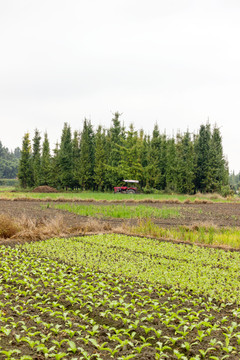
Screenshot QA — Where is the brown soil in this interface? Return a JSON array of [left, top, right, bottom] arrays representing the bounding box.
[[32, 185, 58, 193], [1, 199, 240, 227]]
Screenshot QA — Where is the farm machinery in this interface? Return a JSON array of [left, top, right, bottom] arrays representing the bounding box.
[[114, 180, 139, 194]]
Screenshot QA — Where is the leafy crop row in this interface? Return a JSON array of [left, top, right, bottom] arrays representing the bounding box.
[[24, 234, 240, 303], [0, 242, 240, 359]]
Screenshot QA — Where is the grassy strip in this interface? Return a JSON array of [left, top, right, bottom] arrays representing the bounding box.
[[52, 203, 181, 219], [23, 234, 240, 303], [129, 220, 240, 249], [0, 186, 17, 192], [0, 189, 235, 203]]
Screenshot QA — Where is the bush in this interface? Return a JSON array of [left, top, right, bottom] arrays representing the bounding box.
[[220, 185, 234, 197], [143, 185, 154, 194]]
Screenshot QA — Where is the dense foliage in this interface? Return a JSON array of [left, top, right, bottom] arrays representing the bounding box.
[[0, 140, 20, 179], [18, 114, 229, 193]]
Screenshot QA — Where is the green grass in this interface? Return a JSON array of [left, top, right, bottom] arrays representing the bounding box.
[[0, 190, 234, 202], [0, 186, 16, 191], [23, 234, 240, 303], [130, 220, 240, 248], [52, 203, 181, 219]]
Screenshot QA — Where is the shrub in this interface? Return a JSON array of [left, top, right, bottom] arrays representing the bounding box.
[[143, 185, 154, 194], [220, 185, 233, 197]]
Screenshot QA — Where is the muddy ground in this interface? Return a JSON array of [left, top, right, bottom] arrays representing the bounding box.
[[1, 199, 240, 229]]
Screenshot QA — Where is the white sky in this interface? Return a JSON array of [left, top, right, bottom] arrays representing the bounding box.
[[1, 0, 240, 172]]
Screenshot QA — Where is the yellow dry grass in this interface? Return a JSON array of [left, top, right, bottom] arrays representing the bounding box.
[[0, 214, 20, 238], [0, 214, 112, 242]]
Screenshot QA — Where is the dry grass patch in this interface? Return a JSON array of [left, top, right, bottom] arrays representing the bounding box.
[[13, 216, 67, 240], [0, 214, 20, 238], [0, 214, 112, 242], [69, 218, 112, 234]]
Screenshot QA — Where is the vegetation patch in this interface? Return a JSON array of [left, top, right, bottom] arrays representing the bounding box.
[[129, 220, 240, 249], [32, 185, 58, 193], [24, 234, 240, 303], [0, 190, 231, 203], [0, 214, 109, 242], [0, 240, 239, 359], [52, 203, 181, 219], [17, 121, 229, 197], [0, 214, 20, 238]]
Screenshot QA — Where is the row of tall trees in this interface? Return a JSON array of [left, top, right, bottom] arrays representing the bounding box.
[[18, 113, 229, 194], [0, 141, 20, 179]]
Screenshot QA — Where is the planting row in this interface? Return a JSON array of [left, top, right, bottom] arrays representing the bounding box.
[[24, 234, 240, 303], [0, 243, 240, 359]]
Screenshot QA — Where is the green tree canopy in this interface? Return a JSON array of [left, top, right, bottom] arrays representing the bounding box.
[[18, 133, 33, 188]]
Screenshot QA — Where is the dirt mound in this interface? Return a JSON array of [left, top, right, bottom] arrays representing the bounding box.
[[32, 185, 58, 193]]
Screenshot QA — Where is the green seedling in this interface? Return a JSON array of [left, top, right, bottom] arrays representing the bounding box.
[[0, 349, 21, 359]]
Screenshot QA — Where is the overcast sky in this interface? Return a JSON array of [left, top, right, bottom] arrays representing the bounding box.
[[1, 0, 240, 172]]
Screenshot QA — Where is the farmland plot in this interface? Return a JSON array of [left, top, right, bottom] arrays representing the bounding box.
[[1, 235, 240, 359], [52, 203, 181, 219]]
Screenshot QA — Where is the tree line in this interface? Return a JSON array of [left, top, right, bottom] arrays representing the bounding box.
[[18, 113, 229, 194], [0, 141, 20, 179], [229, 171, 240, 193]]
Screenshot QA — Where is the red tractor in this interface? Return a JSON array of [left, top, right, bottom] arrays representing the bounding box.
[[114, 180, 139, 194]]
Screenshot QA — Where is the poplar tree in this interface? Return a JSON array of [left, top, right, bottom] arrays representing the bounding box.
[[107, 112, 125, 186], [32, 129, 41, 186], [117, 124, 143, 180], [40, 133, 51, 185], [50, 141, 61, 188], [165, 138, 177, 191], [58, 123, 73, 189], [94, 126, 106, 190], [146, 124, 162, 189], [79, 119, 95, 190], [18, 133, 33, 188], [207, 125, 228, 192], [72, 130, 80, 189], [195, 124, 211, 192], [176, 131, 195, 194], [158, 133, 167, 189], [138, 129, 149, 188]]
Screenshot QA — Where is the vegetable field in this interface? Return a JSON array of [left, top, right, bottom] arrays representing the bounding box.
[[1, 235, 240, 359]]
